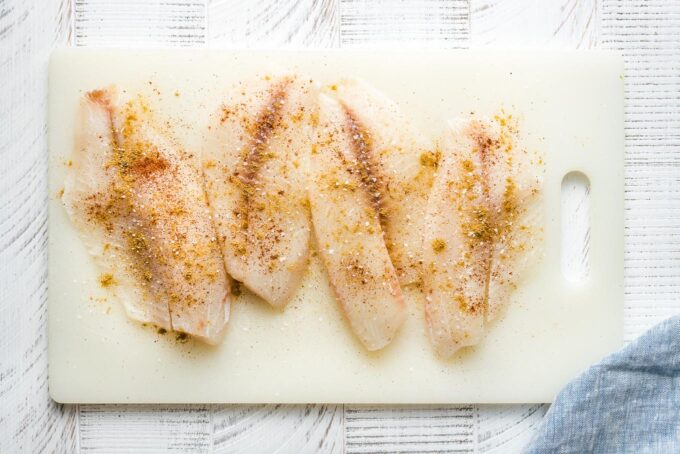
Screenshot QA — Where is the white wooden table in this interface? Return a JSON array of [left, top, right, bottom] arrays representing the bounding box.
[[1, 0, 678, 452]]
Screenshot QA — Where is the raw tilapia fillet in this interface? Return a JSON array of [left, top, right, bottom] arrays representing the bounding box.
[[62, 88, 231, 345], [202, 74, 315, 308], [308, 92, 406, 351], [423, 116, 542, 358], [326, 80, 436, 286]]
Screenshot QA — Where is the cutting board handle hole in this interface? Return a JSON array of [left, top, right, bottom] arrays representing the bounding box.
[[561, 171, 591, 283]]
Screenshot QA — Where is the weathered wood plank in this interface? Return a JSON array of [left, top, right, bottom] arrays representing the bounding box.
[[74, 0, 207, 46], [212, 405, 343, 453], [0, 0, 76, 452], [561, 173, 591, 284], [339, 0, 469, 48], [470, 0, 598, 48], [345, 406, 476, 454], [600, 0, 680, 341], [79, 405, 212, 452], [476, 405, 547, 453], [208, 0, 339, 47], [343, 404, 547, 454]]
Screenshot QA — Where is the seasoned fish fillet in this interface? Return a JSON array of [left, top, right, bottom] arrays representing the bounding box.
[[326, 80, 436, 286], [485, 118, 543, 321], [202, 75, 315, 308], [309, 93, 406, 351], [63, 87, 231, 344], [423, 116, 542, 358]]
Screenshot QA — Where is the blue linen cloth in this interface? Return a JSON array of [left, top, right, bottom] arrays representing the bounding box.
[[525, 316, 680, 453]]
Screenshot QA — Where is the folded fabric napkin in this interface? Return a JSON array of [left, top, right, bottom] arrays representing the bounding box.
[[525, 316, 680, 453]]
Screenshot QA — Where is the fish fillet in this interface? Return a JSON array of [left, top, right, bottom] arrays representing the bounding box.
[[63, 87, 231, 344], [423, 116, 542, 358], [202, 75, 315, 308], [326, 80, 436, 286], [309, 93, 406, 351]]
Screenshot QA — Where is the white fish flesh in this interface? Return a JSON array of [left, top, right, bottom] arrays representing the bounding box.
[[63, 87, 231, 344], [202, 75, 315, 308], [308, 92, 406, 351], [327, 80, 436, 286], [423, 116, 542, 358]]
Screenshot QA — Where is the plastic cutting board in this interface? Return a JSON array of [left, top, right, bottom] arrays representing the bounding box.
[[48, 49, 624, 403]]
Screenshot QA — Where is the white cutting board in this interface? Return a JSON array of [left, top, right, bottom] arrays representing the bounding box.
[[48, 49, 624, 404]]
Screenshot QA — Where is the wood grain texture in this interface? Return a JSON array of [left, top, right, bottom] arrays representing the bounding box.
[[475, 405, 547, 453], [561, 173, 591, 283], [78, 404, 343, 452], [339, 0, 469, 47], [79, 405, 212, 452], [208, 0, 339, 47], [0, 0, 75, 452], [212, 405, 343, 453], [74, 0, 207, 46], [345, 406, 476, 453], [600, 0, 680, 341], [343, 405, 546, 453], [470, 0, 598, 48]]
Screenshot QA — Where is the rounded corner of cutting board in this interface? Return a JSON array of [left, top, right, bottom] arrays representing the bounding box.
[[48, 375, 71, 405]]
